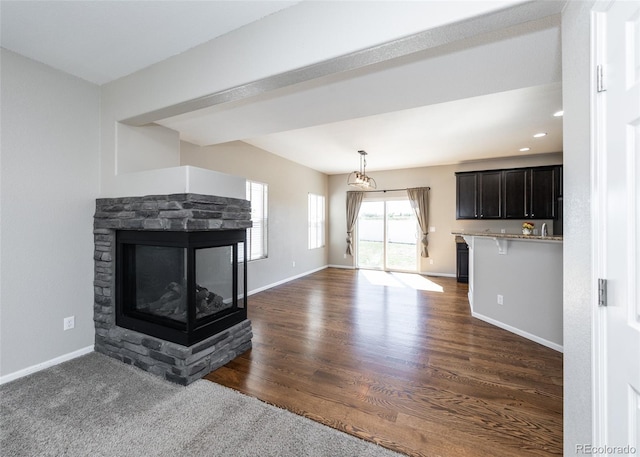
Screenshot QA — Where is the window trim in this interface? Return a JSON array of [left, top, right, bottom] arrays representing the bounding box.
[[308, 192, 325, 250], [245, 180, 268, 261]]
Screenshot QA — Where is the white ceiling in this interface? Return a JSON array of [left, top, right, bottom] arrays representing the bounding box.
[[1, 1, 564, 175], [0, 1, 299, 85], [243, 84, 563, 174]]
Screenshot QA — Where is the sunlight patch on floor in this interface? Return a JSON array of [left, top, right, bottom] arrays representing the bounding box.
[[360, 270, 444, 292], [393, 272, 444, 292]]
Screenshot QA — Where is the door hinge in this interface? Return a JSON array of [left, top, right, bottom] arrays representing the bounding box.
[[596, 64, 606, 92], [598, 278, 608, 307]]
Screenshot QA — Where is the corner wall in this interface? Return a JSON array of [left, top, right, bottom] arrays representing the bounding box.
[[561, 1, 596, 452], [180, 141, 328, 293], [470, 237, 563, 349], [0, 50, 100, 379]]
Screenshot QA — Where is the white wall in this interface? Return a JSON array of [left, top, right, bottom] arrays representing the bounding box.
[[561, 1, 596, 452], [116, 123, 180, 174], [328, 153, 562, 275], [180, 141, 328, 293], [0, 49, 100, 378], [102, 165, 246, 200]]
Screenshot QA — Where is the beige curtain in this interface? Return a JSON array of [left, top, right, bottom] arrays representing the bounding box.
[[407, 187, 430, 257], [345, 191, 364, 256]]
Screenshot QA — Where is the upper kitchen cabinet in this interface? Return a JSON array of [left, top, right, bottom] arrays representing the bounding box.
[[503, 168, 528, 218], [478, 170, 502, 219], [529, 166, 557, 219], [455, 170, 503, 219], [457, 165, 562, 220], [456, 172, 477, 219], [503, 166, 560, 219]]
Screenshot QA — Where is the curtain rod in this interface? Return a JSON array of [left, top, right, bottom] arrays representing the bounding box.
[[354, 187, 430, 193]]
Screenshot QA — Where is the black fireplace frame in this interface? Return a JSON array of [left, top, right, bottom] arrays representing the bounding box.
[[116, 230, 247, 346]]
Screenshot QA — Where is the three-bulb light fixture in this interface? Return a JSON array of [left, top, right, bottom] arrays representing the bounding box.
[[347, 150, 377, 189]]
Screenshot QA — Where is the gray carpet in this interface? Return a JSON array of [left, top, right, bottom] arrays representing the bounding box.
[[0, 352, 402, 457]]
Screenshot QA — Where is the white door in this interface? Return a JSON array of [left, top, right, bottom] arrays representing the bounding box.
[[595, 0, 640, 450]]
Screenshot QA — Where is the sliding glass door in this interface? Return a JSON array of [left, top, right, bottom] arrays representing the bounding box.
[[356, 201, 385, 269], [356, 199, 417, 272], [386, 200, 418, 271]]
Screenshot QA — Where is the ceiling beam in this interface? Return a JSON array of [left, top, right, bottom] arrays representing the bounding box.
[[122, 1, 565, 127]]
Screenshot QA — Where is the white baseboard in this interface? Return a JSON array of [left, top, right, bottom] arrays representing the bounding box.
[[0, 345, 94, 385], [247, 265, 329, 296], [471, 311, 563, 353], [327, 266, 454, 275], [419, 271, 456, 278]]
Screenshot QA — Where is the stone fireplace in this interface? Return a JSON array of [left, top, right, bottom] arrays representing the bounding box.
[[93, 193, 253, 385]]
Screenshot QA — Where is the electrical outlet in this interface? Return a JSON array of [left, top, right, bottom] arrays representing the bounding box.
[[429, 259, 434, 265], [63, 316, 75, 331], [292, 261, 296, 268], [429, 226, 436, 232], [500, 228, 506, 233], [497, 295, 504, 305]]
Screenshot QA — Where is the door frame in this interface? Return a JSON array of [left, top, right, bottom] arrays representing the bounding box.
[[591, 3, 608, 445]]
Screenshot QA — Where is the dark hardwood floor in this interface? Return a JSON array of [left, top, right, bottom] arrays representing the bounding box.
[[205, 268, 563, 457]]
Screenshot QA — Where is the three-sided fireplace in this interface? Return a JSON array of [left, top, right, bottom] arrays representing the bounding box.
[[116, 230, 247, 346], [93, 193, 253, 385]]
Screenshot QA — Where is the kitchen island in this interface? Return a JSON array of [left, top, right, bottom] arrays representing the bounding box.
[[451, 231, 563, 351]]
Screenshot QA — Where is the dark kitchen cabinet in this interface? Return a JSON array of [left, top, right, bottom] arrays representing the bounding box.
[[455, 171, 502, 219], [530, 167, 557, 219], [503, 169, 528, 218], [456, 239, 469, 283], [457, 165, 562, 220], [503, 166, 558, 219], [456, 173, 477, 219], [478, 171, 502, 219], [554, 166, 564, 235]]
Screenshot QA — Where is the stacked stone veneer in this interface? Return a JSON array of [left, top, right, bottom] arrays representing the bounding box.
[[93, 193, 253, 385]]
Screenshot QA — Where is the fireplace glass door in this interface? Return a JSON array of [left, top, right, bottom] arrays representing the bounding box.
[[195, 246, 235, 320], [116, 230, 247, 346], [129, 245, 188, 323]]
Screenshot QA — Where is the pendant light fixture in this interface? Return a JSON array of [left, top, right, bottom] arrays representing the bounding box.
[[347, 150, 377, 189]]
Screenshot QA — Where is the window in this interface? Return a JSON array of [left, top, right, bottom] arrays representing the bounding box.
[[245, 181, 268, 261], [308, 193, 325, 249]]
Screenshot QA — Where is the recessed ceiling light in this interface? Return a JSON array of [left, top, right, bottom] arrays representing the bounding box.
[[553, 110, 564, 117], [533, 132, 547, 138], [519, 147, 531, 152]]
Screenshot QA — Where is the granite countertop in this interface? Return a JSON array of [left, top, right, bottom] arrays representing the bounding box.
[[451, 231, 563, 242]]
